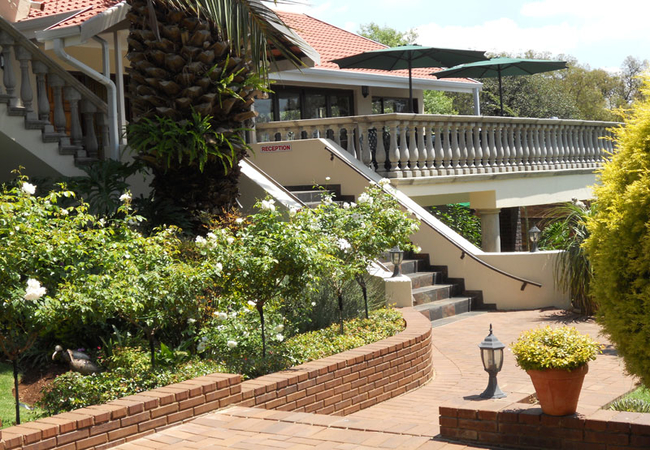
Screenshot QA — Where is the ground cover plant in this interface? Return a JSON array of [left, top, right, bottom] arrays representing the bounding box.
[[0, 175, 418, 426], [38, 308, 403, 415], [609, 385, 650, 413]]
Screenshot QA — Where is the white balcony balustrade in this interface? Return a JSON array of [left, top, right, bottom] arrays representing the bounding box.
[[255, 114, 618, 178]]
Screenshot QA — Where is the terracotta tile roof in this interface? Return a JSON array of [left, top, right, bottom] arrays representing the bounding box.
[[23, 0, 121, 29], [276, 11, 472, 83]]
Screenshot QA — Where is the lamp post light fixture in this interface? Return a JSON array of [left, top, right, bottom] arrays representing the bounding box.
[[389, 246, 404, 277], [528, 225, 541, 253], [478, 324, 506, 399]]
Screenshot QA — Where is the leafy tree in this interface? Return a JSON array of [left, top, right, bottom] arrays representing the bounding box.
[[303, 181, 419, 330], [423, 90, 457, 115], [618, 56, 649, 106], [584, 74, 650, 385], [358, 22, 417, 47], [125, 0, 303, 233], [429, 204, 481, 247], [197, 199, 322, 357], [0, 176, 93, 424], [448, 51, 631, 120]]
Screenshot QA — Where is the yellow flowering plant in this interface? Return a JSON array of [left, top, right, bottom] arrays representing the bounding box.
[[510, 326, 602, 372]]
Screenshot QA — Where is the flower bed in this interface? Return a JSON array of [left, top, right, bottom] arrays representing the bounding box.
[[0, 308, 432, 450]]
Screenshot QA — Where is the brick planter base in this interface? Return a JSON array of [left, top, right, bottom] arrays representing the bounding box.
[[0, 308, 432, 450]]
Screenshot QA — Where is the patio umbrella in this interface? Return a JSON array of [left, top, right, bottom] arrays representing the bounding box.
[[433, 57, 568, 115], [331, 45, 487, 113]]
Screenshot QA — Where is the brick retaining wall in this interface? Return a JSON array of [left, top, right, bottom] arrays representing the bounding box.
[[440, 404, 650, 449], [0, 308, 432, 450]]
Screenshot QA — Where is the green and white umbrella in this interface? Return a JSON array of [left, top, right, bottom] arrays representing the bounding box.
[[433, 57, 568, 115], [331, 45, 487, 113]]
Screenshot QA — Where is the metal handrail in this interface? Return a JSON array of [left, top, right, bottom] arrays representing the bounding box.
[[323, 144, 542, 290]]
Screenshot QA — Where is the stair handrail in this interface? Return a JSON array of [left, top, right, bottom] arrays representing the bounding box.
[[323, 144, 542, 291], [0, 15, 107, 114]]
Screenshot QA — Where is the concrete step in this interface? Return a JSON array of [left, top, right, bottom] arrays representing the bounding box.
[[430, 310, 488, 328], [406, 271, 445, 289], [412, 284, 458, 305], [383, 259, 427, 275], [413, 297, 473, 321]]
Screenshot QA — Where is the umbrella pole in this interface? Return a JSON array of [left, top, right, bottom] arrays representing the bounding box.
[[408, 60, 414, 113], [498, 69, 504, 116]]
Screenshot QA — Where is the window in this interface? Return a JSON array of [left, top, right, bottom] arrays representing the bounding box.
[[257, 86, 353, 122], [372, 97, 415, 114]]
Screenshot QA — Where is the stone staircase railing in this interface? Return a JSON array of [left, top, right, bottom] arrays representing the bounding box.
[[255, 113, 620, 178], [0, 15, 109, 162]]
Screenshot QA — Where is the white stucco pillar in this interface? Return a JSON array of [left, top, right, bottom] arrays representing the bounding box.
[[476, 208, 501, 253], [473, 88, 481, 116]]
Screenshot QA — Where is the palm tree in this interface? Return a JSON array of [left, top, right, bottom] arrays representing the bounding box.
[[125, 0, 302, 232]]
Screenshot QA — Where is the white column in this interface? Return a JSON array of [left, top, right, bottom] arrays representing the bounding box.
[[476, 208, 501, 253]]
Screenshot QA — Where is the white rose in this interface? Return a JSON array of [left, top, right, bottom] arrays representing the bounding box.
[[119, 192, 132, 202], [21, 182, 36, 195], [195, 236, 207, 246], [357, 193, 373, 205], [214, 311, 228, 321], [197, 342, 207, 352], [378, 178, 391, 187], [227, 340, 238, 349], [235, 218, 244, 224], [337, 238, 351, 251], [60, 209, 69, 216], [227, 236, 235, 245], [260, 199, 276, 212], [24, 278, 46, 301], [275, 334, 284, 342], [207, 232, 217, 240], [289, 207, 298, 217], [274, 324, 284, 333]]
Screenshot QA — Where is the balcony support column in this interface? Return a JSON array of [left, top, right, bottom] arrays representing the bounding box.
[[476, 208, 502, 253]]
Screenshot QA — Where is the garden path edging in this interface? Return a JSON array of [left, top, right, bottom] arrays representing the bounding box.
[[0, 307, 432, 450]]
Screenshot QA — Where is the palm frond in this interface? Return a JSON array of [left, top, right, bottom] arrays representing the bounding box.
[[163, 0, 304, 75]]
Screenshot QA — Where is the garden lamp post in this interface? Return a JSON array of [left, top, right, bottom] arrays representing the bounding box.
[[479, 324, 506, 399], [390, 246, 404, 277], [528, 225, 541, 252]]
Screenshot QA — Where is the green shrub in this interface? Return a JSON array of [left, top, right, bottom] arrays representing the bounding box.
[[38, 347, 224, 415], [510, 326, 601, 371], [584, 74, 650, 385], [428, 204, 481, 247], [284, 308, 404, 366]]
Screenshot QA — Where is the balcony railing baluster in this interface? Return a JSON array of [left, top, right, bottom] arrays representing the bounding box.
[[255, 113, 619, 179]]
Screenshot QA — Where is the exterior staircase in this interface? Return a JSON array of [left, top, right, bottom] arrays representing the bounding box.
[[0, 16, 109, 182], [285, 184, 355, 207], [385, 252, 496, 323]]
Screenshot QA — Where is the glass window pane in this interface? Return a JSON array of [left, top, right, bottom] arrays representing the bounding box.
[[255, 98, 273, 123], [278, 91, 301, 120], [372, 98, 383, 114], [305, 93, 327, 119], [330, 94, 351, 117]]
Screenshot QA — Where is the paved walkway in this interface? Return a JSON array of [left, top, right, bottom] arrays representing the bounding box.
[[114, 310, 637, 449]]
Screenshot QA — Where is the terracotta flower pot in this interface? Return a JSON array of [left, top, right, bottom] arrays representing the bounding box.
[[526, 364, 588, 416]]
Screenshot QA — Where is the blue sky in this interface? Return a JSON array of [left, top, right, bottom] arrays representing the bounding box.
[[269, 0, 650, 72]]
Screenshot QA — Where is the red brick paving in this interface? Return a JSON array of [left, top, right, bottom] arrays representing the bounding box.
[[113, 310, 638, 449]]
